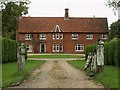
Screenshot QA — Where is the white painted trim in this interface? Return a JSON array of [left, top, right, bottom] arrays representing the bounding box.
[[86, 34, 93, 40], [75, 44, 84, 52]]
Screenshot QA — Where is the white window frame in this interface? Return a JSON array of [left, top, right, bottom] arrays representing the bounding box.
[[56, 44, 60, 52], [52, 44, 63, 52], [26, 45, 32, 52], [53, 45, 56, 52], [53, 34, 63, 40], [60, 45, 63, 52], [60, 34, 63, 39], [53, 34, 55, 39], [101, 34, 107, 39], [56, 34, 60, 40], [86, 34, 93, 40], [72, 34, 78, 40], [25, 34, 32, 40], [75, 44, 84, 52], [40, 34, 46, 40]]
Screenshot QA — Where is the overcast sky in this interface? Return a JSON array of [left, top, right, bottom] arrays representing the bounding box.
[[27, 0, 118, 27]]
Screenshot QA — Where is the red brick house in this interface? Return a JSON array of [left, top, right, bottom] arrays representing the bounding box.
[[17, 8, 109, 53]]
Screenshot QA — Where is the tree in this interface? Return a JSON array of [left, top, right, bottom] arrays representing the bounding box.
[[109, 19, 120, 39], [1, 0, 30, 40], [106, 0, 120, 14]]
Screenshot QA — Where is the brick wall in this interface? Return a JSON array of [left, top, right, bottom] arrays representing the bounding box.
[[17, 33, 108, 53]]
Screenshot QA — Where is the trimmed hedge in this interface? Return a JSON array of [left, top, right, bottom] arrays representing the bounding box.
[[2, 37, 28, 63], [2, 38, 17, 63], [86, 38, 120, 67], [85, 44, 96, 60]]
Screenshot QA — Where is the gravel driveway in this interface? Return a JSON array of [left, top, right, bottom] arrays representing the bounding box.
[[13, 61, 105, 88]]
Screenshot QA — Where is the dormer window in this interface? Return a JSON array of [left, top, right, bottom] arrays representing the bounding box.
[[25, 34, 32, 40], [40, 34, 46, 40]]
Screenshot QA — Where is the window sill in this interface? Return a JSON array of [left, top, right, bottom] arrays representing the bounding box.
[[75, 50, 84, 52], [25, 39, 32, 41]]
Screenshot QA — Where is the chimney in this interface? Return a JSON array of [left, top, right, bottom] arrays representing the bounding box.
[[64, 8, 69, 20]]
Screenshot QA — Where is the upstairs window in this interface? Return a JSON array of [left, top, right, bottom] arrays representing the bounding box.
[[25, 34, 32, 40], [53, 34, 55, 39], [101, 34, 107, 39], [86, 34, 93, 40], [56, 34, 59, 39], [72, 34, 78, 40], [40, 34, 46, 40], [53, 34, 63, 40], [75, 44, 84, 52]]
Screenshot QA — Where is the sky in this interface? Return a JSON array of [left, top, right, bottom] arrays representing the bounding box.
[[27, 0, 118, 27]]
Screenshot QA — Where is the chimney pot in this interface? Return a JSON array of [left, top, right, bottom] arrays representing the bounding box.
[[64, 8, 69, 20]]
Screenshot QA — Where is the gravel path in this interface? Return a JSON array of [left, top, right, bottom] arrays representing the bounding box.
[[13, 61, 105, 88]]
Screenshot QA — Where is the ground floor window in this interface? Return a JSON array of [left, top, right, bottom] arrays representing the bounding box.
[[75, 44, 84, 52], [53, 44, 63, 52], [26, 45, 32, 52]]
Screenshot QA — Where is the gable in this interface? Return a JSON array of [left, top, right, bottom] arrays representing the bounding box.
[[51, 25, 63, 33]]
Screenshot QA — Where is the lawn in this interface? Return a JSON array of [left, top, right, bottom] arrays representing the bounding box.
[[2, 60, 45, 88], [68, 60, 119, 88], [28, 54, 84, 59]]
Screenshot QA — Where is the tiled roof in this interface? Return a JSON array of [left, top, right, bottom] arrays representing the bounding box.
[[17, 17, 108, 33]]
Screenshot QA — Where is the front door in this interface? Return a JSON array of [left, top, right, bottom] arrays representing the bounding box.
[[40, 44, 46, 53]]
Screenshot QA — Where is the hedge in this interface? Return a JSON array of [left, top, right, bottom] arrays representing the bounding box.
[[85, 44, 96, 60], [86, 38, 120, 67], [2, 38, 17, 63], [2, 38, 27, 63]]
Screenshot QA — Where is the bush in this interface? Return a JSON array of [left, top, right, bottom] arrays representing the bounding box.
[[114, 39, 120, 67], [86, 38, 120, 67], [104, 42, 109, 65], [108, 40, 115, 65], [2, 38, 17, 63], [85, 44, 96, 60]]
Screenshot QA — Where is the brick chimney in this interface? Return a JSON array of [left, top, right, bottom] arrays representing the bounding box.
[[64, 8, 69, 20]]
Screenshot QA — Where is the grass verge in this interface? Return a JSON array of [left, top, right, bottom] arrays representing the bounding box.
[[28, 54, 84, 59], [68, 60, 118, 88], [2, 60, 45, 88]]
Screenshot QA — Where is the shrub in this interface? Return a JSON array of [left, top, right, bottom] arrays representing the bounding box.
[[2, 38, 17, 63], [114, 39, 120, 67], [86, 38, 120, 67], [107, 39, 118, 66], [104, 42, 109, 65], [85, 44, 96, 60]]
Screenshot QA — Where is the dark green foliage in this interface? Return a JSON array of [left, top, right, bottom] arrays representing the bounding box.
[[104, 42, 109, 65], [118, 40, 120, 66], [109, 19, 120, 40], [2, 38, 17, 63], [85, 44, 96, 60], [108, 40, 115, 65], [1, 0, 30, 40], [86, 39, 120, 67], [24, 45, 27, 60]]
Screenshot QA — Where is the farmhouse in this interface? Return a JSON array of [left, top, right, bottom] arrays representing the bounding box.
[[17, 8, 109, 53]]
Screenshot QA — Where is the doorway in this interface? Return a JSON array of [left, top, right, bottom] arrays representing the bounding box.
[[40, 44, 46, 53]]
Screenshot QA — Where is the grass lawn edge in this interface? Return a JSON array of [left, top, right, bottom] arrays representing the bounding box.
[[67, 60, 118, 89], [2, 60, 45, 88]]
